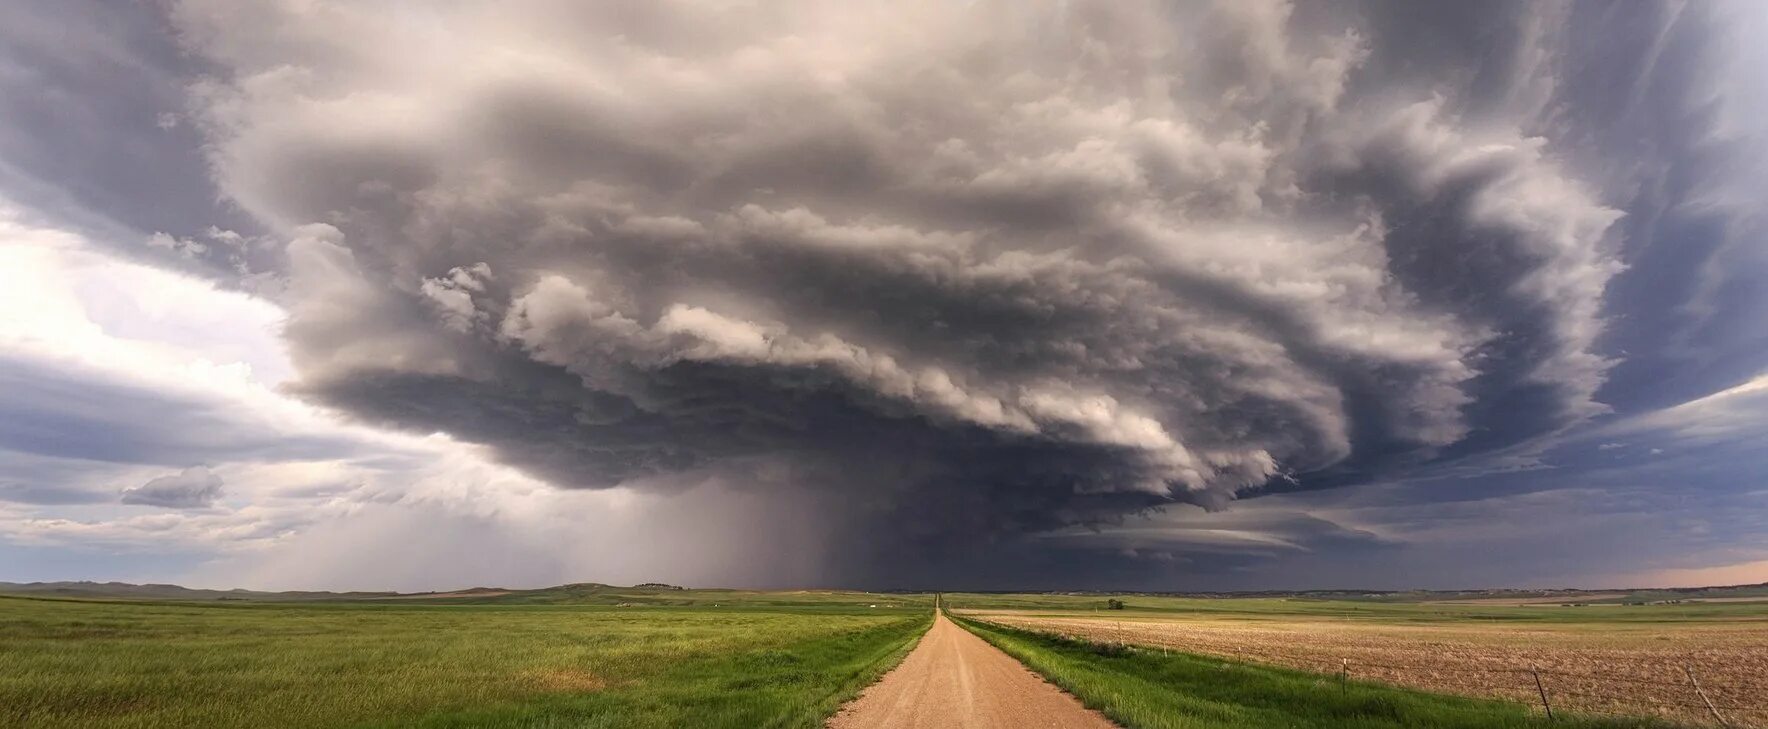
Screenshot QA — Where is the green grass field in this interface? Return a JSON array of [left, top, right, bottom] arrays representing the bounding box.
[[7, 584, 1759, 728], [0, 593, 930, 728], [950, 615, 1667, 729]]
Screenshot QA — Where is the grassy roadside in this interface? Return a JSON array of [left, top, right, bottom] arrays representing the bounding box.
[[949, 615, 1673, 729], [787, 607, 931, 727], [0, 595, 931, 728]]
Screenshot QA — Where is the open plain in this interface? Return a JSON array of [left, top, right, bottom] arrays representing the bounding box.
[[948, 593, 1768, 728], [0, 587, 930, 729], [9, 584, 1768, 727]]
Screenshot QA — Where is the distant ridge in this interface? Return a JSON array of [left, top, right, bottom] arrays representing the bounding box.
[[4, 580, 1765, 604], [0, 580, 719, 603], [0, 581, 400, 601], [0, 581, 930, 608]]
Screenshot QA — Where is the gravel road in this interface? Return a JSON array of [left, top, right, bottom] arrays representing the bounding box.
[[827, 611, 1116, 728]]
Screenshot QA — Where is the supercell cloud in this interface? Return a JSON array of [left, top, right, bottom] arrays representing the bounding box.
[[169, 0, 1627, 577], [3, 0, 1765, 588]]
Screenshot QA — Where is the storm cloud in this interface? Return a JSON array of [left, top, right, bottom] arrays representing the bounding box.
[[138, 0, 1683, 580], [5, 0, 1760, 588]]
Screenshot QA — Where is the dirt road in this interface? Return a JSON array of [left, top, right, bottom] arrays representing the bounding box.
[[827, 611, 1116, 729]]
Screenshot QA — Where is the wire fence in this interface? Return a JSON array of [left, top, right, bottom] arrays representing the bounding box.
[[967, 615, 1768, 728]]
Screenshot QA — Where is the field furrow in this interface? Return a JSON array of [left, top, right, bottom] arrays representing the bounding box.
[[961, 611, 1768, 728]]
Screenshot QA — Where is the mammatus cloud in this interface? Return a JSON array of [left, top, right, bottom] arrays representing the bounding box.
[[121, 466, 224, 509], [147, 0, 1662, 579]]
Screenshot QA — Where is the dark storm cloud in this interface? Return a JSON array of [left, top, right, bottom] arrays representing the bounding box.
[[0, 0, 270, 283], [42, 0, 1746, 582], [1551, 2, 1768, 417]]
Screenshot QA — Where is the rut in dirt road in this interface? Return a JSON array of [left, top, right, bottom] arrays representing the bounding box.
[[827, 611, 1117, 729]]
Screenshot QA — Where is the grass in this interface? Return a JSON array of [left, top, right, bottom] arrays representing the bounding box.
[[8, 585, 1750, 728], [949, 614, 1673, 729], [0, 594, 931, 728]]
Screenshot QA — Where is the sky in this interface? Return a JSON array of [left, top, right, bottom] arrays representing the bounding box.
[[1, 0, 1765, 592]]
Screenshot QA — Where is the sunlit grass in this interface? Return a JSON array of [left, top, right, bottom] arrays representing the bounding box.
[[0, 595, 929, 728]]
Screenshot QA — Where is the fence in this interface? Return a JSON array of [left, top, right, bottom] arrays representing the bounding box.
[[966, 615, 1768, 728], [1228, 645, 1760, 727]]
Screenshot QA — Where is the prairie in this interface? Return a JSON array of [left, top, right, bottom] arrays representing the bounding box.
[[8, 584, 1763, 728], [0, 589, 930, 728]]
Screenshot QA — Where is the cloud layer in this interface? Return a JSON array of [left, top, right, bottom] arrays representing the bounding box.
[[148, 0, 1647, 578], [5, 0, 1766, 590]]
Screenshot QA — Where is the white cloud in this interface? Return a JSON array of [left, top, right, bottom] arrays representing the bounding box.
[[0, 206, 292, 386], [1588, 372, 1768, 446]]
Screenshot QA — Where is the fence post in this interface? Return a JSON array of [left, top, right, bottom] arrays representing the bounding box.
[[1685, 665, 1731, 728], [1340, 659, 1348, 695], [1532, 667, 1553, 720]]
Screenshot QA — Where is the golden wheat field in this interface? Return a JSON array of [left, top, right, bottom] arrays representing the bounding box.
[[961, 608, 1768, 728]]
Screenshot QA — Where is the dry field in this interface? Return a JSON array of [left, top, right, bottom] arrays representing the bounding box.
[[960, 610, 1768, 727], [1422, 594, 1630, 606]]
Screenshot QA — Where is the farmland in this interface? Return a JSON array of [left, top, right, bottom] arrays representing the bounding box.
[[0, 587, 930, 729], [7, 582, 1765, 728], [950, 616, 1663, 729], [946, 592, 1768, 727]]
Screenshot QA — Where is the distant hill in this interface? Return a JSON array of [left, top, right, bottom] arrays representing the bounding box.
[[5, 580, 1765, 606], [0, 581, 399, 601], [0, 581, 916, 608]]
